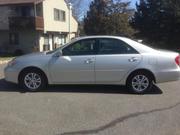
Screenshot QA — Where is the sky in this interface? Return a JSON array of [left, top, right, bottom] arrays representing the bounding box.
[[130, 0, 138, 7]]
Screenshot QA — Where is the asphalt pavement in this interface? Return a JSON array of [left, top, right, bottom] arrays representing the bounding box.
[[0, 64, 180, 135]]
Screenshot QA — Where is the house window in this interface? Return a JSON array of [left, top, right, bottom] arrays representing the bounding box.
[[58, 34, 67, 45], [9, 33, 19, 45], [36, 3, 43, 17], [54, 8, 66, 21], [44, 36, 49, 45], [60, 10, 66, 21], [62, 34, 66, 44], [43, 36, 50, 51], [54, 9, 60, 21]]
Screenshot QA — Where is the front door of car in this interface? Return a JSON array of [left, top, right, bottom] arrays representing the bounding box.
[[95, 38, 142, 83], [49, 39, 97, 84]]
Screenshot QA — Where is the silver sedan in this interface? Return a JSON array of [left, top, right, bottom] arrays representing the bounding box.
[[4, 36, 180, 94]]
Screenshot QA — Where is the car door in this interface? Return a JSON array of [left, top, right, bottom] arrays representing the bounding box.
[[95, 38, 142, 84], [49, 39, 97, 84]]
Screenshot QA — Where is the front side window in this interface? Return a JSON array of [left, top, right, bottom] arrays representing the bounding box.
[[98, 38, 138, 55], [63, 39, 96, 56]]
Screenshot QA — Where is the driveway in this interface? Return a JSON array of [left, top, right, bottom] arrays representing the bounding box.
[[0, 64, 180, 135]]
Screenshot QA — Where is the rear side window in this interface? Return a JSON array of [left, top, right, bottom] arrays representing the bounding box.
[[98, 38, 138, 55]]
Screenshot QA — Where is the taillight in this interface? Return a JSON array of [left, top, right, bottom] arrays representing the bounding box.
[[175, 55, 180, 66]]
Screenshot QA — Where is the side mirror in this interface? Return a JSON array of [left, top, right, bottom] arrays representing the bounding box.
[[137, 40, 143, 43], [53, 50, 62, 57]]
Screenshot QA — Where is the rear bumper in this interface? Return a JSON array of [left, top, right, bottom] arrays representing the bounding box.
[[4, 66, 19, 84], [156, 68, 180, 83]]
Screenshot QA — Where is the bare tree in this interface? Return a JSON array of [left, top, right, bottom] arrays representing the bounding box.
[[66, 0, 86, 20]]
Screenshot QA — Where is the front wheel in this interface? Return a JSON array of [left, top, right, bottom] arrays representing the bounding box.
[[127, 72, 153, 94], [19, 70, 47, 91]]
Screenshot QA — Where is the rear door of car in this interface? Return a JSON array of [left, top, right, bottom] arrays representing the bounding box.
[[95, 38, 142, 84]]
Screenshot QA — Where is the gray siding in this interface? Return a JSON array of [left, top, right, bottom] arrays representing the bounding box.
[[0, 6, 12, 30]]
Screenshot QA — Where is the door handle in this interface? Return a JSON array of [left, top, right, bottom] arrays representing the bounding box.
[[128, 57, 138, 62], [84, 58, 94, 64]]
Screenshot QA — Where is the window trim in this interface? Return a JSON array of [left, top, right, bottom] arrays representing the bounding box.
[[96, 38, 139, 55], [62, 38, 98, 56]]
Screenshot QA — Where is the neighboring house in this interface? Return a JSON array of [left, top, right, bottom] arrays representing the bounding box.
[[0, 0, 78, 54]]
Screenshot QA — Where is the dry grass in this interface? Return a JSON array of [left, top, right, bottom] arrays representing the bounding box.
[[0, 57, 14, 61]]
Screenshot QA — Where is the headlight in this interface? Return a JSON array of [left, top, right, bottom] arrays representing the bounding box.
[[8, 58, 17, 67]]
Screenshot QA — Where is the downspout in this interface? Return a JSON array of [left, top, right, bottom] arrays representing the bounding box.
[[68, 3, 72, 42], [33, 3, 39, 52]]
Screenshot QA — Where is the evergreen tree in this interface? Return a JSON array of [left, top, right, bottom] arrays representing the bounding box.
[[132, 0, 180, 49], [84, 0, 134, 37], [84, 0, 109, 35]]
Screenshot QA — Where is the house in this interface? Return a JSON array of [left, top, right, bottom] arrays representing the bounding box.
[[0, 0, 78, 54]]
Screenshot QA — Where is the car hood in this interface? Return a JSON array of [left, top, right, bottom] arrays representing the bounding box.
[[15, 52, 49, 61]]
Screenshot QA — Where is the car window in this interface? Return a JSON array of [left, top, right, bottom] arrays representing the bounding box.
[[62, 39, 96, 56], [98, 38, 138, 55]]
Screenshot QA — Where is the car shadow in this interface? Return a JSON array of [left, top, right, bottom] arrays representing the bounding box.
[[0, 79, 163, 95]]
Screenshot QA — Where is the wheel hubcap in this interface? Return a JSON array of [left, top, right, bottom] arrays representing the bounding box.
[[24, 73, 41, 90], [132, 75, 149, 92]]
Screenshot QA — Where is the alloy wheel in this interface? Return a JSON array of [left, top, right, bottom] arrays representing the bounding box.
[[131, 75, 149, 92], [24, 73, 42, 90]]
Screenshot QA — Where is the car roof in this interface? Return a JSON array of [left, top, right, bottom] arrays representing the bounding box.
[[74, 35, 125, 40]]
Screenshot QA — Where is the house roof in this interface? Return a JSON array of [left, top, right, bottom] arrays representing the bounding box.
[[0, 0, 44, 5]]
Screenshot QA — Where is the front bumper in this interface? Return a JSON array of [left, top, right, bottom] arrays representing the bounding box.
[[4, 66, 19, 84]]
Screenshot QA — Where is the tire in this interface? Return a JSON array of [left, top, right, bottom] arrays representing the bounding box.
[[127, 71, 153, 94], [19, 69, 47, 92]]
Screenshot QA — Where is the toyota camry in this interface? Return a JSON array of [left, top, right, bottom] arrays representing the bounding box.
[[4, 36, 180, 94]]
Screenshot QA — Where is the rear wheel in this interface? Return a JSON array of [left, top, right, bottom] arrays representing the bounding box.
[[19, 69, 47, 91], [127, 72, 153, 94]]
